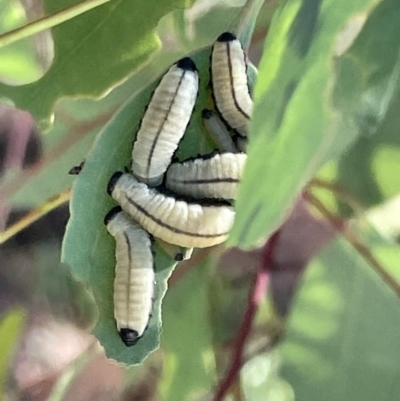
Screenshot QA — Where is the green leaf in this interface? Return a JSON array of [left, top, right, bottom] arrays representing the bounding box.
[[0, 0, 43, 84], [0, 308, 25, 395], [6, 84, 130, 209], [7, 121, 97, 208], [279, 228, 400, 401], [0, 0, 195, 123], [316, 85, 400, 215], [60, 76, 180, 364], [4, 48, 185, 210], [61, 1, 263, 364], [229, 0, 400, 248], [241, 352, 294, 401], [4, 1, 261, 210], [61, 46, 220, 365], [33, 241, 98, 329], [160, 262, 215, 400]]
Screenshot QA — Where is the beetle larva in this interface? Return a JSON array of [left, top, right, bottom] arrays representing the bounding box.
[[211, 32, 253, 137], [104, 206, 155, 347], [107, 172, 235, 248], [165, 152, 247, 201], [202, 109, 238, 153], [131, 57, 199, 186]]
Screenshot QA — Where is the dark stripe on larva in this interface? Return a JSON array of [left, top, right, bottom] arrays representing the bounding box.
[[124, 194, 229, 239], [123, 231, 132, 321], [170, 177, 239, 185], [145, 70, 187, 176], [226, 41, 250, 120]]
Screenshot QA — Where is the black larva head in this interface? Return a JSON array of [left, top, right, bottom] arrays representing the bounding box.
[[176, 57, 197, 72], [202, 109, 213, 119], [104, 206, 122, 226], [174, 253, 184, 262], [107, 171, 123, 195], [119, 328, 140, 347], [217, 32, 237, 42]]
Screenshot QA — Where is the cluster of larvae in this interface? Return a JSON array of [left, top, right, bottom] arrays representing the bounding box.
[[104, 32, 253, 346]]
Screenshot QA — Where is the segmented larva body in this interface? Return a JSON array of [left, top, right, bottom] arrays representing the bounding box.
[[202, 109, 238, 153], [131, 58, 199, 186], [108, 172, 235, 248], [165, 153, 247, 200], [211, 32, 253, 137], [234, 135, 248, 152], [104, 207, 154, 347]]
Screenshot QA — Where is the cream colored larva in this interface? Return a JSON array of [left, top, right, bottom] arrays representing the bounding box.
[[104, 206, 155, 347], [131, 58, 199, 186], [107, 172, 235, 248], [165, 153, 247, 201], [211, 32, 253, 137], [202, 109, 238, 153], [234, 135, 248, 152]]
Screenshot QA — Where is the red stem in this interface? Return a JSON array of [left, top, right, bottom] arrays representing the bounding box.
[[213, 231, 280, 401]]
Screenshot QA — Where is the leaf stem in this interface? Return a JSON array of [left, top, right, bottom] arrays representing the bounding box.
[[213, 231, 280, 401], [305, 190, 400, 298], [0, 188, 71, 244], [308, 178, 365, 216], [0, 0, 113, 48]]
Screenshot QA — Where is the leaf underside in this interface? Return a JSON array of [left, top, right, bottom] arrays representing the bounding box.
[[229, 0, 400, 248]]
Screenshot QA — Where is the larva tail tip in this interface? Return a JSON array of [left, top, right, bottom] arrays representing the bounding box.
[[176, 57, 197, 72], [119, 328, 140, 347], [107, 171, 123, 195], [202, 109, 213, 119], [217, 32, 237, 42], [104, 206, 122, 226]]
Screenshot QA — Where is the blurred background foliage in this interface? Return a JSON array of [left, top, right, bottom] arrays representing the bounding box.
[[0, 0, 400, 400]]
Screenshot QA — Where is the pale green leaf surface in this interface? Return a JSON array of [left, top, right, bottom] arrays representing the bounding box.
[[160, 262, 214, 401], [5, 1, 257, 210], [241, 352, 294, 401], [279, 229, 400, 401], [60, 76, 181, 364], [9, 125, 97, 208], [0, 0, 196, 122], [61, 1, 262, 364], [5, 50, 184, 210], [208, 267, 251, 344], [0, 308, 25, 396], [230, 0, 400, 248], [61, 45, 227, 364], [32, 241, 98, 329], [317, 84, 400, 215], [0, 0, 43, 85]]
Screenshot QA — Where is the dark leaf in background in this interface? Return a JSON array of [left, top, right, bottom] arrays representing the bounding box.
[[269, 200, 335, 316]]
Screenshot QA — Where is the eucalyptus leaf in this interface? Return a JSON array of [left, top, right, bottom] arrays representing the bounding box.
[[160, 262, 215, 400], [61, 0, 262, 364], [0, 0, 196, 123], [279, 227, 400, 401], [0, 0, 43, 85], [4, 0, 260, 211], [316, 84, 400, 216], [0, 308, 25, 395], [61, 46, 229, 364], [230, 0, 400, 248]]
